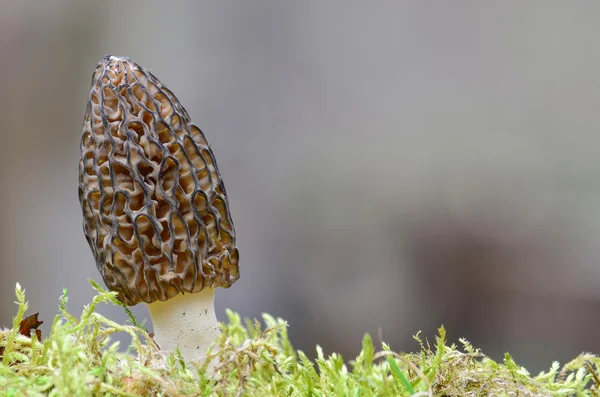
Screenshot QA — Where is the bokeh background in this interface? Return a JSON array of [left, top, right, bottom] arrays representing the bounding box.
[[1, 1, 600, 373]]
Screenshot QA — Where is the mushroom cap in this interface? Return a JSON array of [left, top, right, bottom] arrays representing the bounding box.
[[79, 55, 239, 306]]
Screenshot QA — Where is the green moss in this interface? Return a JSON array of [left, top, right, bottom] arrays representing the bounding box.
[[0, 282, 599, 396]]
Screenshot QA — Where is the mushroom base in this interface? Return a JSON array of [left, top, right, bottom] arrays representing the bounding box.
[[146, 288, 220, 363]]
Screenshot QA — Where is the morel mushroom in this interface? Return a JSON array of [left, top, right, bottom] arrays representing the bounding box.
[[78, 55, 239, 362]]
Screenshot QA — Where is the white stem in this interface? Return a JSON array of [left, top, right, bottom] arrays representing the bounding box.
[[146, 288, 220, 362]]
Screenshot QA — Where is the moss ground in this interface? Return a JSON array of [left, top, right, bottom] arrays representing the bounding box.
[[0, 281, 599, 396]]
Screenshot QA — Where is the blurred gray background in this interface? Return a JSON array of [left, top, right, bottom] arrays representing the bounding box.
[[1, 1, 600, 372]]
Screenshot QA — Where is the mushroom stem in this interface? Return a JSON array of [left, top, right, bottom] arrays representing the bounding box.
[[146, 288, 220, 362]]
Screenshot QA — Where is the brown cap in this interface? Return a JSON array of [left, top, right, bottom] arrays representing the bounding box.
[[78, 55, 239, 305]]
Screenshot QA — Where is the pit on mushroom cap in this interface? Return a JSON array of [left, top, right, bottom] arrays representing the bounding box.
[[79, 55, 239, 362]]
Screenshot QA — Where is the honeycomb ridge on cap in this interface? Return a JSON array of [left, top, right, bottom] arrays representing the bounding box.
[[78, 55, 239, 306]]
